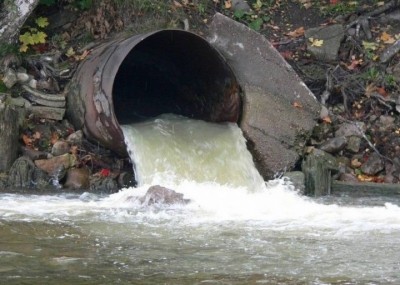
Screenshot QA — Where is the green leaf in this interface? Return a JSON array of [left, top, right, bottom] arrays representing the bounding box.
[[31, 31, 47, 44], [36, 17, 49, 28], [249, 18, 263, 31], [19, 32, 35, 45], [233, 9, 245, 19]]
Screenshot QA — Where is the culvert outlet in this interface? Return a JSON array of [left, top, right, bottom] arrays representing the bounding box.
[[67, 30, 241, 155]]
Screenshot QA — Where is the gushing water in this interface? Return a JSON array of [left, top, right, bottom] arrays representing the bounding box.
[[1, 114, 400, 284]]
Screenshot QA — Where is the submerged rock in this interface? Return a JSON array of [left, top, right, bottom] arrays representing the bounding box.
[[64, 168, 90, 190], [140, 185, 190, 206]]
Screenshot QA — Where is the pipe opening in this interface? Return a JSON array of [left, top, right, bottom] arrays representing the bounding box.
[[112, 30, 241, 124]]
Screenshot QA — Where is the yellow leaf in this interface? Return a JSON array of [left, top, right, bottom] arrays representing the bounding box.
[[309, 38, 324, 47], [19, 44, 29, 53], [362, 41, 379, 50], [224, 0, 231, 9], [19, 32, 34, 45], [35, 17, 49, 28], [380, 32, 395, 44], [66, 47, 75, 57], [31, 31, 47, 44]]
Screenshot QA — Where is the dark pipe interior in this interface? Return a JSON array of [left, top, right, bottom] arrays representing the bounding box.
[[112, 30, 241, 124]]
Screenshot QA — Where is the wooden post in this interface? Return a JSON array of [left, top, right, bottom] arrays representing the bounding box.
[[0, 99, 19, 172], [302, 149, 338, 196]]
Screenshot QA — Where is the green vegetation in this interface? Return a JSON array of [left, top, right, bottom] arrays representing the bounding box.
[[320, 2, 358, 16], [19, 16, 49, 52]]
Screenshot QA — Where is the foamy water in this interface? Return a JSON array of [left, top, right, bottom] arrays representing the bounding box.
[[1, 114, 400, 284]]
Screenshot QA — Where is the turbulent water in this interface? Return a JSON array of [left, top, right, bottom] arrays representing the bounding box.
[[1, 114, 400, 284]]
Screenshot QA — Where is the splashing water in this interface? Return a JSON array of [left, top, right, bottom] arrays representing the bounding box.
[[1, 113, 400, 284]]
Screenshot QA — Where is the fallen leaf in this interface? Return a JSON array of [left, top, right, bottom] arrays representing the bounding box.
[[293, 101, 303, 108], [286, 26, 305, 38], [22, 134, 33, 147], [351, 158, 362, 168], [362, 41, 379, 51], [376, 86, 387, 97], [100, 168, 110, 177], [309, 37, 324, 47], [330, 0, 339, 4], [224, 0, 232, 9], [50, 132, 59, 145], [322, 116, 332, 124], [346, 57, 363, 70], [380, 31, 395, 44]]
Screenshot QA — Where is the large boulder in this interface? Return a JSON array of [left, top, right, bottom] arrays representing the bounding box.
[[207, 13, 321, 179], [139, 185, 189, 206]]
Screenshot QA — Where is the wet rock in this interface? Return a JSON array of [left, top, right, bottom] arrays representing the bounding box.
[[34, 153, 76, 175], [2, 68, 17, 88], [117, 171, 135, 188], [346, 136, 361, 153], [283, 171, 305, 194], [21, 146, 51, 161], [361, 152, 384, 175], [0, 172, 8, 189], [338, 173, 358, 183], [7, 156, 50, 189], [51, 140, 70, 156], [305, 24, 345, 62], [64, 168, 90, 190], [335, 121, 365, 138], [319, 136, 347, 153], [90, 176, 118, 194], [140, 185, 190, 206], [66, 130, 83, 144]]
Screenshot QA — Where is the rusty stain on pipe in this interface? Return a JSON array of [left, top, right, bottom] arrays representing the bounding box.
[[67, 30, 241, 156]]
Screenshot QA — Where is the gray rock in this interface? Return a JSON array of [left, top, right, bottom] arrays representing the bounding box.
[[90, 176, 118, 194], [2, 68, 17, 88], [346, 136, 361, 153], [320, 136, 347, 153], [139, 185, 190, 206], [66, 130, 83, 144], [7, 156, 50, 189], [231, 0, 251, 12], [305, 24, 345, 62], [16, 72, 30, 83], [51, 140, 70, 156], [379, 115, 395, 128], [34, 153, 76, 175], [335, 121, 365, 138], [64, 168, 90, 190], [361, 152, 384, 175]]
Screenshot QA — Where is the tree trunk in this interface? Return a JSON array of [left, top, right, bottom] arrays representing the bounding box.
[[0, 101, 19, 172], [0, 0, 40, 44]]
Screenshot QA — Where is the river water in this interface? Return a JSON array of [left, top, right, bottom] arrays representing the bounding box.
[[1, 114, 400, 284]]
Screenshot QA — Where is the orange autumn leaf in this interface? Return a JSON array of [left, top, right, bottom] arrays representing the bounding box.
[[22, 134, 33, 147], [293, 101, 303, 108], [322, 116, 332, 124], [376, 86, 387, 97], [380, 32, 395, 44], [346, 58, 363, 70], [50, 132, 59, 145], [224, 0, 232, 9], [286, 26, 305, 38]]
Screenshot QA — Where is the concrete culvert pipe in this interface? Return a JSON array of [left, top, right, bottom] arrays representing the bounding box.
[[67, 30, 241, 156]]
